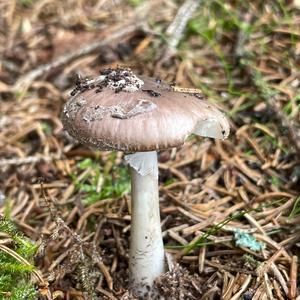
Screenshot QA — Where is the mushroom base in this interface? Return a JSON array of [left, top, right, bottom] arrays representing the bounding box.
[[128, 151, 165, 298]]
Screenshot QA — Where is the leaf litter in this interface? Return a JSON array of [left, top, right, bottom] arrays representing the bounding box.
[[0, 0, 300, 299]]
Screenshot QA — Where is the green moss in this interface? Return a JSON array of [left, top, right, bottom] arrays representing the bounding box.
[[0, 218, 37, 300], [72, 157, 131, 206]]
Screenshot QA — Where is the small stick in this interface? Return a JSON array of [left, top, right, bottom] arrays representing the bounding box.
[[255, 234, 291, 261], [91, 245, 114, 291], [96, 286, 118, 300], [222, 274, 237, 300], [244, 213, 266, 235], [0, 155, 53, 167], [289, 256, 298, 299], [166, 0, 201, 51], [162, 223, 189, 238], [198, 245, 206, 274], [271, 263, 289, 297], [177, 206, 203, 222], [157, 0, 202, 66], [221, 272, 229, 297], [182, 215, 217, 236], [230, 274, 252, 300], [257, 248, 285, 277], [165, 252, 176, 271], [273, 279, 285, 300], [264, 273, 274, 300], [168, 230, 188, 245], [252, 284, 264, 300], [199, 286, 219, 300]]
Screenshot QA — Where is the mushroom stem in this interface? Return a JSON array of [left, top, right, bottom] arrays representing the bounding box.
[[127, 151, 165, 297]]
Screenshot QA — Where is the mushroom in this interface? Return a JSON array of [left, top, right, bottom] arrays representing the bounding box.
[[62, 67, 230, 298]]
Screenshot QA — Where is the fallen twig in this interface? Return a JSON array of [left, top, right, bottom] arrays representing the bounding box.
[[289, 255, 298, 299], [166, 0, 202, 51], [0, 155, 54, 168], [158, 0, 202, 66]]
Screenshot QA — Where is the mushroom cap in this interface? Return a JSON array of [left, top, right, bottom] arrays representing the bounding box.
[[62, 68, 230, 152]]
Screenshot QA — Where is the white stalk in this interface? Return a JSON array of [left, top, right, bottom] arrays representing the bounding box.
[[126, 151, 165, 298]]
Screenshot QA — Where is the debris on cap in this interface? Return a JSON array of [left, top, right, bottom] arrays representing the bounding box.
[[70, 67, 144, 96]]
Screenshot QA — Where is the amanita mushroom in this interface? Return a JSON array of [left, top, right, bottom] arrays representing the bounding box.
[[62, 67, 230, 298]]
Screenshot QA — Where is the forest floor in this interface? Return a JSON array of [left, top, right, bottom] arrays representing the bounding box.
[[0, 0, 300, 299]]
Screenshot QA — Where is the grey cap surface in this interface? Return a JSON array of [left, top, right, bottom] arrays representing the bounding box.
[[62, 68, 230, 152]]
